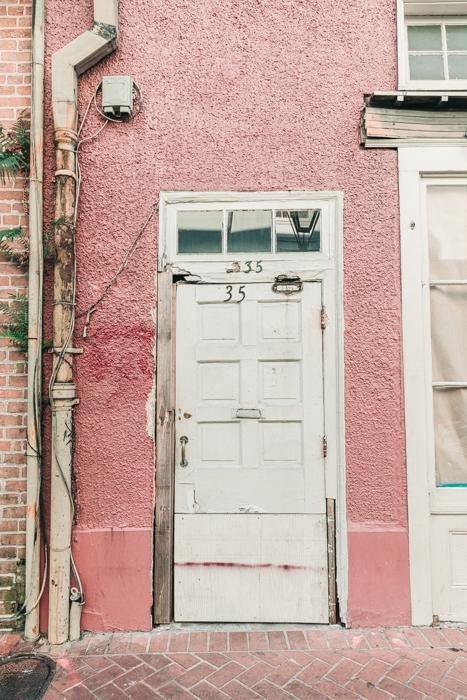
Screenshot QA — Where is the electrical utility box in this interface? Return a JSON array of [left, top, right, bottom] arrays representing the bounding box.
[[101, 76, 134, 117]]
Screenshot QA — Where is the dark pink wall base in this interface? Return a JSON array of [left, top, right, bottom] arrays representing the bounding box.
[[73, 529, 153, 631], [347, 527, 411, 627]]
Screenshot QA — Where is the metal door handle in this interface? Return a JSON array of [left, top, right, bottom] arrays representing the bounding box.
[[235, 408, 262, 419], [180, 436, 188, 468]]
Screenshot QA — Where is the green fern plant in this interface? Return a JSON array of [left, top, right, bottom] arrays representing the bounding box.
[[0, 227, 29, 266], [0, 118, 29, 184], [0, 119, 30, 351], [0, 293, 28, 352]]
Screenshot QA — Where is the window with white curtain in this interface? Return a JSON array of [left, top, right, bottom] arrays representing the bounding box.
[[427, 185, 467, 486]]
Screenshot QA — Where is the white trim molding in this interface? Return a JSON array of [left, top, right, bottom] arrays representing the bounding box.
[[399, 147, 467, 625]]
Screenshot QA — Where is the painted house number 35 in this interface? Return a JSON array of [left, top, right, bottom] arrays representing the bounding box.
[[223, 260, 263, 302], [224, 285, 246, 303]]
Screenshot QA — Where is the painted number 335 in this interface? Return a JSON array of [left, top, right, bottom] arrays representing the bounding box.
[[224, 285, 246, 303]]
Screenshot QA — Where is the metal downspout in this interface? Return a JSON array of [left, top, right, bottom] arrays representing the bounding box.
[[49, 0, 118, 645], [24, 0, 45, 642]]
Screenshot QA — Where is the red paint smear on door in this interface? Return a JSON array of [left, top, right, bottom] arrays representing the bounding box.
[[175, 561, 308, 571]]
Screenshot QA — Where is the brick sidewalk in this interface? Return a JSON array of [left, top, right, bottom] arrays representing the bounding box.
[[1, 626, 466, 699]]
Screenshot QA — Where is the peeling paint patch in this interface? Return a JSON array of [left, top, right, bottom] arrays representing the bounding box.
[[145, 373, 156, 440], [92, 21, 117, 41], [238, 504, 265, 513], [145, 305, 157, 440]]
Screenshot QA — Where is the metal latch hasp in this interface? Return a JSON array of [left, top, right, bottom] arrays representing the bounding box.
[[272, 274, 302, 295]]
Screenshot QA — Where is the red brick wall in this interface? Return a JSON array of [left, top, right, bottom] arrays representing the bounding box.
[[0, 0, 31, 629]]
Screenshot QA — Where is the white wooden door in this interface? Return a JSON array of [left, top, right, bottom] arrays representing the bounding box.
[[173, 281, 328, 622], [425, 184, 467, 622]]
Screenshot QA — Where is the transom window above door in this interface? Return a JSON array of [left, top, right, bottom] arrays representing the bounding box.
[[177, 208, 321, 255], [159, 192, 340, 272]]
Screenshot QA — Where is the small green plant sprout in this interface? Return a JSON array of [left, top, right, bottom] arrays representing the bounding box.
[[0, 118, 30, 184], [0, 293, 28, 353]]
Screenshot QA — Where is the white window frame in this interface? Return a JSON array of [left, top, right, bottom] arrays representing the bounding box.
[[397, 0, 467, 89], [158, 191, 338, 276], [399, 147, 467, 624], [158, 189, 348, 624]]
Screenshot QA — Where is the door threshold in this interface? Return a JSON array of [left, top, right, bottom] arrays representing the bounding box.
[[155, 622, 342, 632]]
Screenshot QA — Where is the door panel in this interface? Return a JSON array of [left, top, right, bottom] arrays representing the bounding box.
[[175, 514, 328, 622], [431, 516, 467, 621], [174, 281, 328, 622]]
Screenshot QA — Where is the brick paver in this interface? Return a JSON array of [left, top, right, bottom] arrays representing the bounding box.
[[0, 626, 466, 698]]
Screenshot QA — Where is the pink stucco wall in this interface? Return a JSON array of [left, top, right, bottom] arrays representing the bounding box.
[[43, 0, 410, 629]]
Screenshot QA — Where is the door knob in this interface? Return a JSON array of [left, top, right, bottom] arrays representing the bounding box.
[[179, 435, 188, 468]]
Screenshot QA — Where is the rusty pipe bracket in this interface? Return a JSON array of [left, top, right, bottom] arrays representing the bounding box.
[[54, 169, 78, 181], [50, 382, 77, 401], [48, 347, 83, 355]]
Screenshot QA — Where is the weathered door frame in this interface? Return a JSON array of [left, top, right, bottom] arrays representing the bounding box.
[[154, 191, 347, 625]]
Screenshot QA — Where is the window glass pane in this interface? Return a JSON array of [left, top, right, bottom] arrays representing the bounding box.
[[431, 286, 467, 382], [433, 389, 467, 485], [276, 209, 321, 252], [408, 24, 442, 50], [448, 54, 467, 79], [226, 210, 272, 253], [428, 185, 467, 486], [177, 210, 222, 254], [409, 53, 444, 80], [428, 186, 467, 279], [446, 24, 467, 50]]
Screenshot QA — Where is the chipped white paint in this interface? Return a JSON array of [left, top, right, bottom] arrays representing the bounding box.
[[238, 504, 265, 513], [145, 305, 157, 440]]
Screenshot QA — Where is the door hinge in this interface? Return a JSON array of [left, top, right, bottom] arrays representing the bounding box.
[[320, 305, 328, 330], [322, 435, 328, 459]]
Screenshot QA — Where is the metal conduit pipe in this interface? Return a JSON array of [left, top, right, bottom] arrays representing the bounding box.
[[24, 0, 45, 642], [49, 0, 118, 645]]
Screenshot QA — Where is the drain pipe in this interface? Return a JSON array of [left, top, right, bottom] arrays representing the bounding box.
[[49, 0, 118, 645], [24, 0, 45, 642]]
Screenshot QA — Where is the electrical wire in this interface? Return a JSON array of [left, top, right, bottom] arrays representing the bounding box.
[[78, 201, 158, 338], [46, 77, 145, 607], [4, 66, 146, 629]]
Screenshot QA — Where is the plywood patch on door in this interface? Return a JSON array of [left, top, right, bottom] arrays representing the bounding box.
[[174, 514, 328, 623]]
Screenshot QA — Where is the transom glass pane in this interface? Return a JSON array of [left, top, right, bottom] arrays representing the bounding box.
[[428, 186, 467, 280], [446, 24, 467, 51], [177, 211, 222, 254], [448, 54, 467, 79], [408, 23, 467, 82], [408, 25, 442, 51], [276, 209, 321, 252], [226, 210, 272, 253], [409, 54, 444, 80], [427, 185, 467, 486]]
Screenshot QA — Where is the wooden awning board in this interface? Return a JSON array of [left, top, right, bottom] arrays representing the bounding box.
[[361, 92, 467, 148]]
